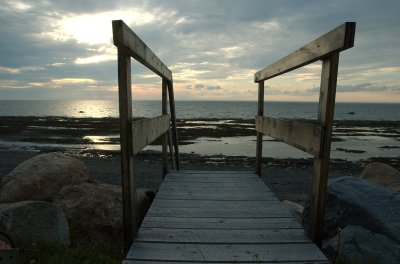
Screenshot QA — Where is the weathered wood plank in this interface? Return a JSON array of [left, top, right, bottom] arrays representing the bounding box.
[[166, 171, 257, 177], [309, 53, 340, 246], [254, 22, 355, 82], [167, 80, 180, 169], [174, 170, 254, 174], [141, 216, 302, 230], [132, 114, 170, 155], [135, 228, 310, 243], [151, 199, 281, 209], [124, 170, 328, 263], [146, 207, 292, 218], [117, 49, 137, 253], [255, 115, 323, 155], [158, 186, 270, 194], [124, 261, 329, 264], [256, 81, 265, 176], [161, 79, 168, 177], [112, 20, 172, 81], [160, 181, 265, 188], [126, 243, 328, 262], [155, 192, 277, 201], [163, 176, 261, 183]]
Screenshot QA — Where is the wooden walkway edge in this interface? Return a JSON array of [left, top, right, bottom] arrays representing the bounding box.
[[123, 170, 328, 263]]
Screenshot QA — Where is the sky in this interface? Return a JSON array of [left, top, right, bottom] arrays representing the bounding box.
[[0, 0, 399, 102]]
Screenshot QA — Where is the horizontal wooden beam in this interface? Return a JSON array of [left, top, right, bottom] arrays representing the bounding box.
[[254, 22, 355, 82], [112, 20, 172, 82], [132, 114, 170, 155], [255, 115, 323, 156]]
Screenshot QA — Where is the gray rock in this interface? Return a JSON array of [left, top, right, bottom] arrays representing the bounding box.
[[54, 182, 155, 246], [323, 225, 400, 264], [361, 162, 400, 192], [304, 176, 400, 243], [324, 176, 400, 242], [0, 153, 89, 202], [0, 201, 70, 246]]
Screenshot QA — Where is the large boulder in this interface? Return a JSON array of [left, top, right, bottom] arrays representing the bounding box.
[[361, 162, 400, 192], [54, 182, 155, 246], [323, 225, 400, 263], [0, 201, 70, 246], [0, 153, 89, 202], [321, 176, 400, 242]]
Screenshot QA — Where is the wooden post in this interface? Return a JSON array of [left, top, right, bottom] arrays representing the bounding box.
[[255, 81, 265, 176], [309, 53, 340, 246], [168, 129, 176, 170], [161, 79, 168, 177], [117, 48, 138, 253], [167, 80, 180, 170]]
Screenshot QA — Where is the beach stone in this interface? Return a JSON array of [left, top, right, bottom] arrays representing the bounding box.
[[0, 201, 70, 246], [361, 162, 400, 191], [282, 200, 303, 224], [304, 176, 400, 243], [323, 225, 400, 264], [54, 182, 155, 246], [0, 153, 89, 202]]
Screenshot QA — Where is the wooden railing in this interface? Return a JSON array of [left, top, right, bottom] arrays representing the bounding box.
[[112, 20, 180, 253], [254, 22, 356, 246]]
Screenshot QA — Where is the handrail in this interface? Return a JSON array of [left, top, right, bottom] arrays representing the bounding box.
[[254, 22, 356, 247], [254, 22, 355, 82], [112, 20, 180, 253]]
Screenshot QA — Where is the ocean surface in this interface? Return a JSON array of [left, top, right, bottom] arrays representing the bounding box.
[[0, 100, 399, 120]]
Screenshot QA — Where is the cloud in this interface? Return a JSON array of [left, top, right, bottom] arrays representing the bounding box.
[[0, 0, 399, 101], [338, 83, 400, 93]]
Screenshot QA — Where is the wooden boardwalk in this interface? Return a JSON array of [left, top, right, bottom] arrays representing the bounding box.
[[123, 170, 328, 263]]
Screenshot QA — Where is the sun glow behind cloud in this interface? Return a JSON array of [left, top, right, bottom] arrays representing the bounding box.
[[44, 9, 156, 46]]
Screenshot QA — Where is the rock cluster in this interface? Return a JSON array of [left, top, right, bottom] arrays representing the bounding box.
[[0, 152, 155, 250], [303, 162, 400, 263]]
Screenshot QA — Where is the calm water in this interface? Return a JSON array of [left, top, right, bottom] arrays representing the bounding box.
[[0, 100, 399, 120]]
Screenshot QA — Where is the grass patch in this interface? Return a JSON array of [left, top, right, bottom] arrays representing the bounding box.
[[18, 221, 123, 264], [19, 240, 122, 264]]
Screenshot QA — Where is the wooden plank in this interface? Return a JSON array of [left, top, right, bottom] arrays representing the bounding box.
[[309, 53, 340, 246], [146, 207, 292, 218], [161, 79, 168, 177], [160, 181, 265, 188], [174, 170, 254, 174], [135, 228, 310, 243], [155, 191, 277, 201], [165, 172, 259, 178], [163, 176, 260, 183], [141, 216, 302, 230], [167, 80, 180, 169], [256, 81, 264, 176], [255, 115, 323, 156], [124, 261, 329, 264], [126, 243, 328, 262], [254, 22, 355, 82], [151, 199, 281, 209], [112, 20, 172, 81], [117, 49, 137, 253], [132, 114, 170, 155], [158, 187, 270, 195]]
